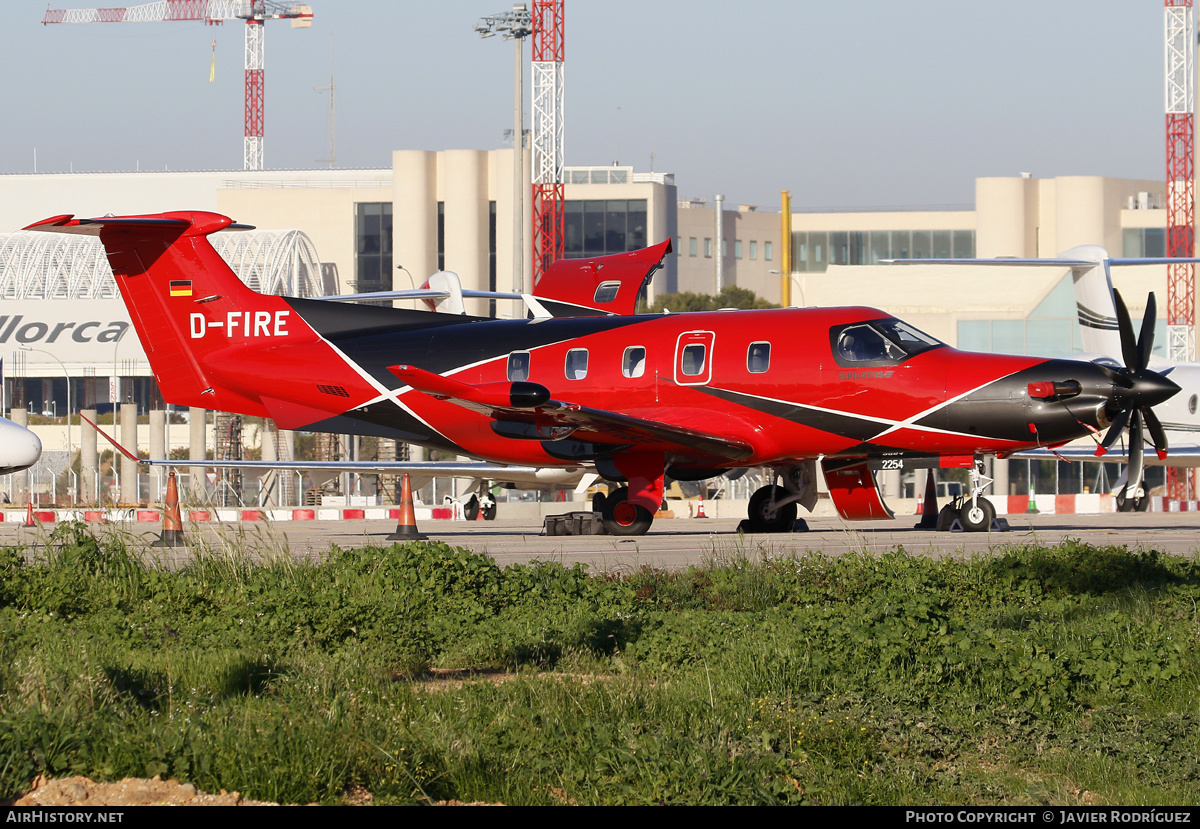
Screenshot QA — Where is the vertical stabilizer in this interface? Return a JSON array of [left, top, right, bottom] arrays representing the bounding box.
[[1060, 245, 1122, 358]]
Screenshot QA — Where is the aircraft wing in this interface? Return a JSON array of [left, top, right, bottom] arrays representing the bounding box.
[[391, 364, 754, 463], [1009, 445, 1200, 467], [80, 414, 543, 477]]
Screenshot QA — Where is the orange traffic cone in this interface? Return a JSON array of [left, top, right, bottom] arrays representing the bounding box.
[[915, 470, 939, 530], [387, 473, 428, 542], [23, 502, 35, 528], [695, 492, 708, 518], [151, 471, 185, 547]]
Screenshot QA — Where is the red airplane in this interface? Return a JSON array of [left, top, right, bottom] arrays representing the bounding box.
[[26, 211, 1181, 535]]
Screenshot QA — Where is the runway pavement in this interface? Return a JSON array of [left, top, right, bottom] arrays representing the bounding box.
[[3, 509, 1198, 571]]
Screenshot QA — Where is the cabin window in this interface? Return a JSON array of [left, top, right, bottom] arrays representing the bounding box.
[[594, 281, 621, 304], [837, 325, 900, 363], [565, 349, 589, 380], [623, 346, 647, 378], [831, 318, 943, 367], [681, 343, 706, 376], [747, 341, 770, 373], [507, 351, 531, 382]]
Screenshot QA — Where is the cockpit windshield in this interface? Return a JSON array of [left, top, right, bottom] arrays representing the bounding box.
[[833, 318, 943, 365]]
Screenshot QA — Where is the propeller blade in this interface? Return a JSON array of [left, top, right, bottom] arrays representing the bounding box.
[[1101, 408, 1131, 450], [1125, 412, 1144, 501], [1092, 361, 1135, 388], [1143, 406, 1169, 459], [1137, 293, 1157, 372], [1113, 290, 1138, 371]]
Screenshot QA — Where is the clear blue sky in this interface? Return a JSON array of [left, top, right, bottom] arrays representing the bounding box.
[[0, 0, 1169, 210]]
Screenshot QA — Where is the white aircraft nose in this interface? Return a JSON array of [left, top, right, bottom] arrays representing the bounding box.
[[0, 419, 41, 474]]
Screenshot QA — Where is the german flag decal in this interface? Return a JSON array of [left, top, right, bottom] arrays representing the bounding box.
[[169, 280, 192, 297]]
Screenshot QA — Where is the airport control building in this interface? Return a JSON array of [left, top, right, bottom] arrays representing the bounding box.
[[0, 152, 1179, 506]]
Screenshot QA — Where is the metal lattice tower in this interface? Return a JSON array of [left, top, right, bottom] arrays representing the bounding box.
[[42, 1, 314, 171], [1166, 1, 1196, 500], [530, 0, 564, 286], [1166, 1, 1196, 362]]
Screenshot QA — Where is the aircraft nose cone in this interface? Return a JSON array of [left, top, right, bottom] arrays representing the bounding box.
[[0, 421, 41, 473], [1127, 371, 1180, 409]]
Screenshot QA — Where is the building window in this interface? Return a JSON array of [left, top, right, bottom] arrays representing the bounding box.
[[689, 237, 697, 257], [704, 238, 712, 258], [437, 201, 445, 271], [564, 199, 648, 258], [1123, 227, 1166, 257], [791, 229, 974, 272], [735, 240, 742, 260], [355, 202, 393, 299], [749, 241, 757, 260], [488, 200, 497, 316], [764, 241, 773, 262]]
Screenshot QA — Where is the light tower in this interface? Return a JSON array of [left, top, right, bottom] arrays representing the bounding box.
[[530, 0, 565, 287], [1165, 1, 1196, 499], [42, 1, 314, 171], [475, 5, 533, 295]]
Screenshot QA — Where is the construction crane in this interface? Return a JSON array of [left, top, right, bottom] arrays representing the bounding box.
[[530, 0, 564, 287], [42, 1, 314, 171], [1165, 1, 1195, 498]]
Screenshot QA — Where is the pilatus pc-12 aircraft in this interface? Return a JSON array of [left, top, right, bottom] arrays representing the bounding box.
[[26, 211, 1182, 535]]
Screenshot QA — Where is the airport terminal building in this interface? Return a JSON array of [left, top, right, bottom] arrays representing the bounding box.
[[0, 153, 1179, 507]]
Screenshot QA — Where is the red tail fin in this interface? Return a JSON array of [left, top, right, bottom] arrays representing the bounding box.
[[24, 212, 322, 416]]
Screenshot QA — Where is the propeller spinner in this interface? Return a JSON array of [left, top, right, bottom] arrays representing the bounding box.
[[1096, 291, 1180, 501]]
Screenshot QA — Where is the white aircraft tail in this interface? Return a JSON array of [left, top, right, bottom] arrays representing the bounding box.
[[1059, 245, 1122, 357]]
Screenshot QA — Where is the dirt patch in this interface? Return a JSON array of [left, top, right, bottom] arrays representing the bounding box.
[[7, 774, 278, 807], [6, 775, 504, 807]]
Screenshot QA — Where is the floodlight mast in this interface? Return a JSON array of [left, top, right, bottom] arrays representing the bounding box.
[[476, 5, 533, 295], [41, 1, 314, 171]]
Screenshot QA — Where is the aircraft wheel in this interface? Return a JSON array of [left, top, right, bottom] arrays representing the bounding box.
[[601, 487, 654, 536], [1116, 492, 1149, 512], [746, 485, 797, 533], [959, 498, 995, 532], [462, 494, 480, 522], [482, 502, 497, 521]]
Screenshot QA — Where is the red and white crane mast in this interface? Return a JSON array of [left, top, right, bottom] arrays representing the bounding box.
[[1165, 1, 1195, 499], [530, 0, 565, 286], [42, 1, 314, 171]]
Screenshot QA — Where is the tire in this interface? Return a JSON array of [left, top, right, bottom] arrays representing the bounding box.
[[592, 492, 607, 513], [601, 487, 654, 536], [462, 494, 480, 522], [482, 502, 497, 521], [959, 498, 995, 532], [745, 485, 797, 533], [1116, 492, 1149, 513]]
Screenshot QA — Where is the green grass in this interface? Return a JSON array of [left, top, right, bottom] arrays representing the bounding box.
[[0, 524, 1198, 805]]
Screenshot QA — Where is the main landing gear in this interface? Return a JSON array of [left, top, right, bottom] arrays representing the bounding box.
[[1116, 491, 1150, 512], [745, 485, 798, 532], [599, 486, 654, 536], [461, 492, 497, 521], [743, 464, 816, 532]]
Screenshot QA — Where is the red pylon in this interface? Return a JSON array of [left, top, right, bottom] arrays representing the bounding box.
[[22, 502, 35, 528], [387, 473, 428, 542], [695, 493, 708, 518], [151, 470, 185, 547]]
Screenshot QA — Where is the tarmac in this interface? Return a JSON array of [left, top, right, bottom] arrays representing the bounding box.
[[2, 509, 1198, 572]]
